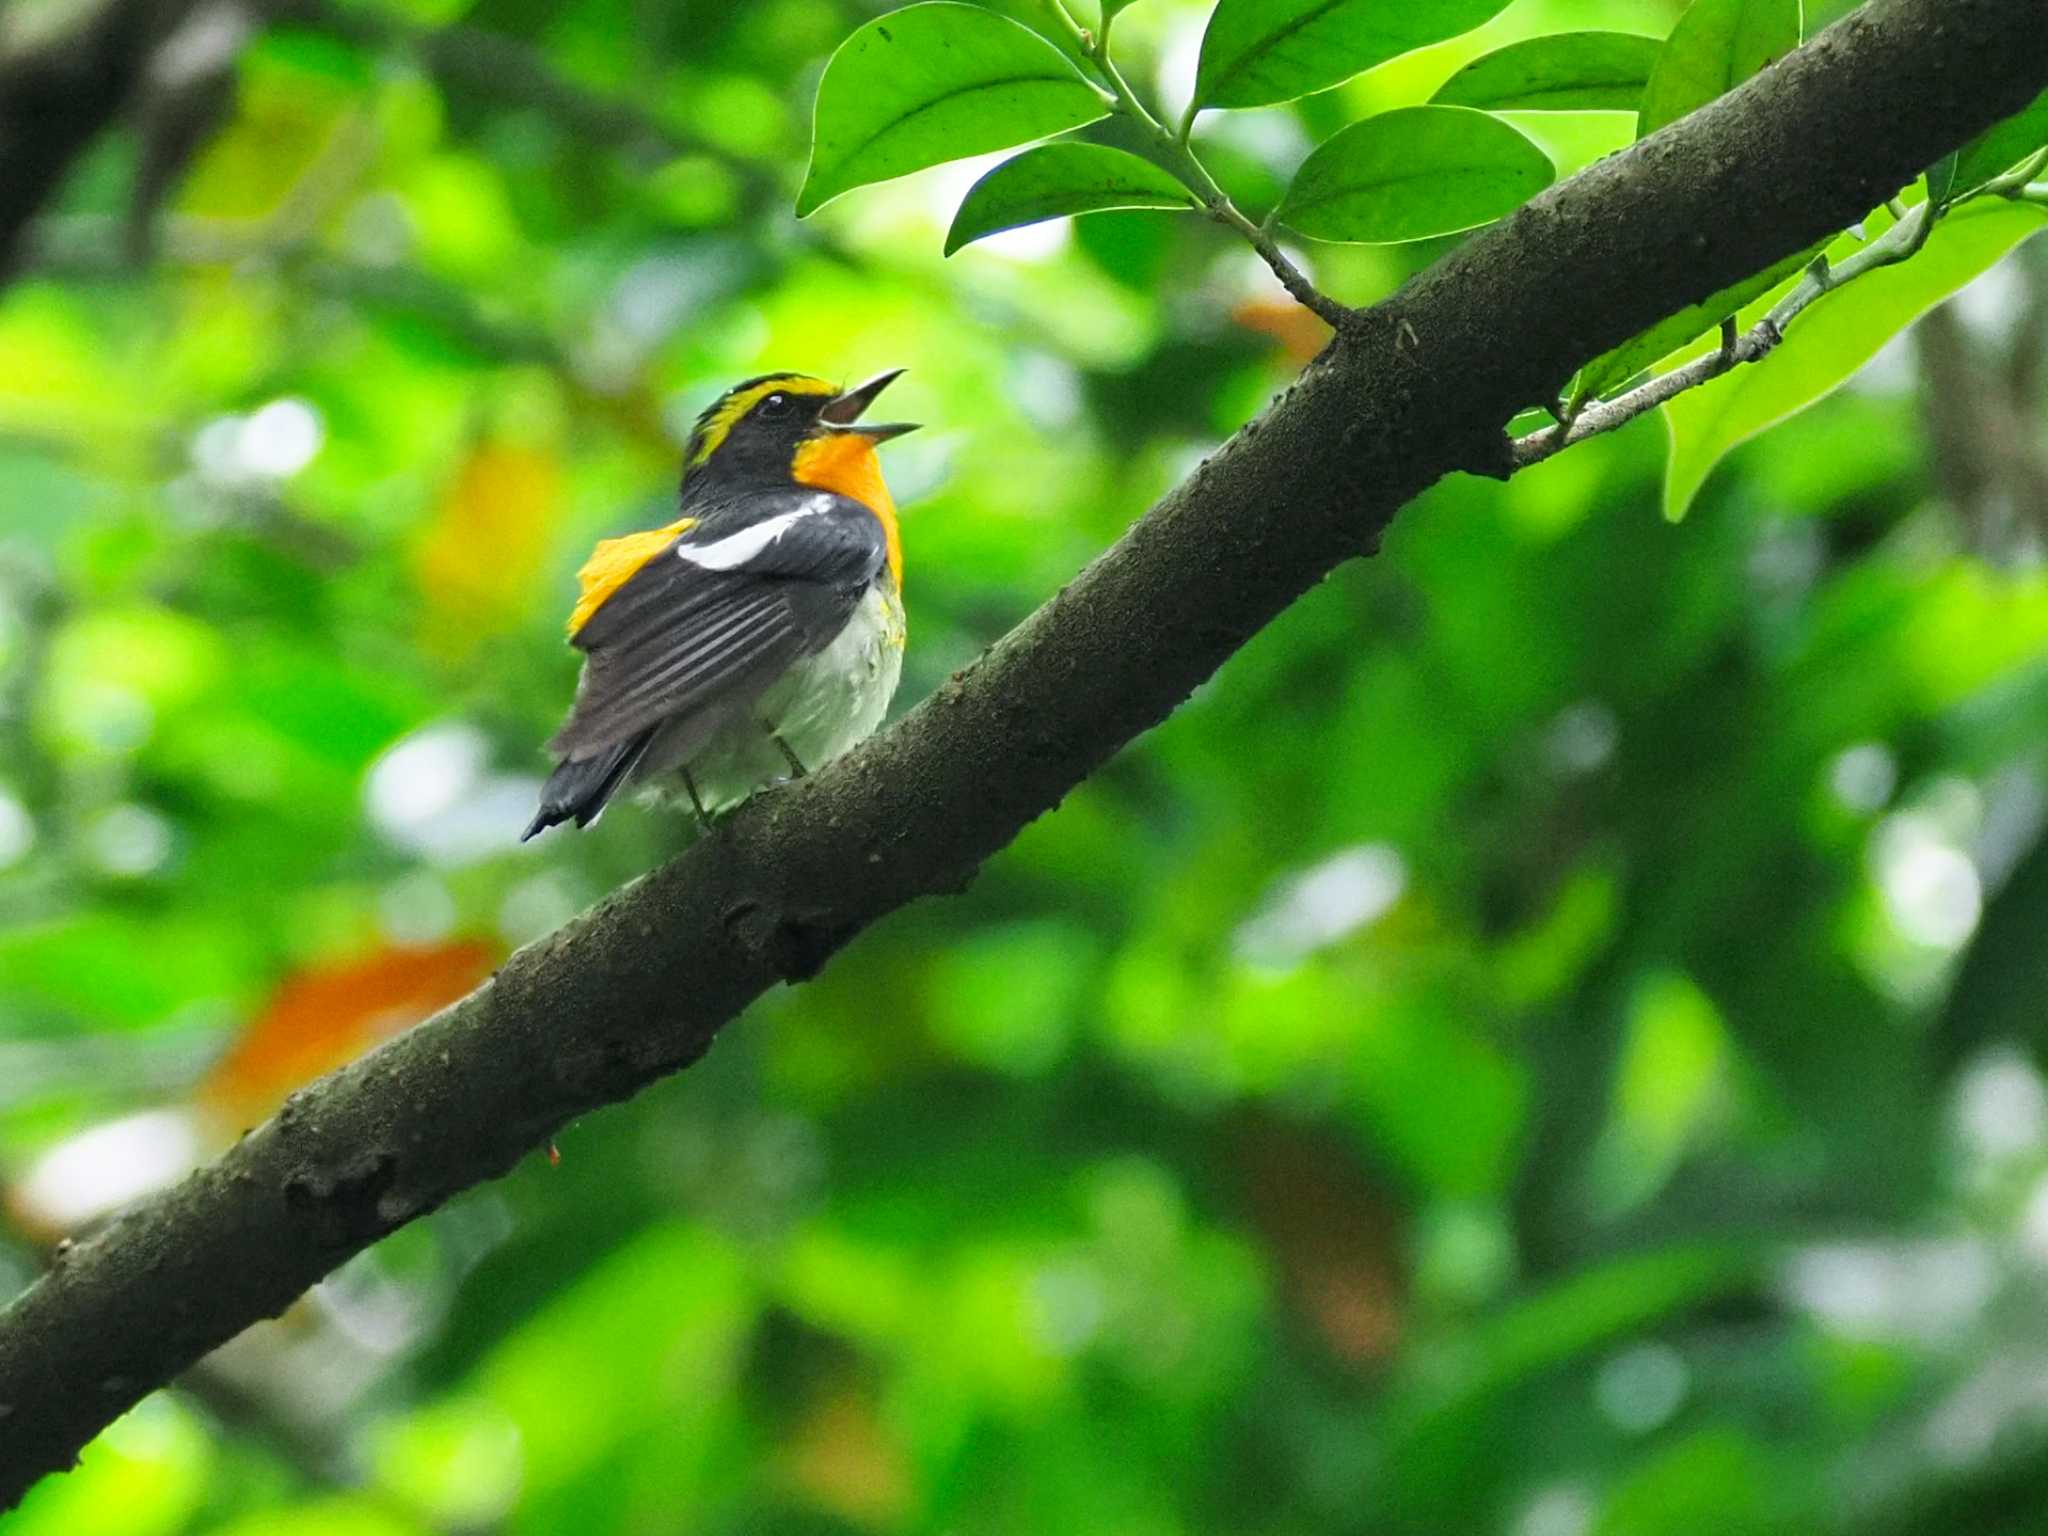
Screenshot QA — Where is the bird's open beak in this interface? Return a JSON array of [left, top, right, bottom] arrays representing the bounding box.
[[819, 368, 919, 441]]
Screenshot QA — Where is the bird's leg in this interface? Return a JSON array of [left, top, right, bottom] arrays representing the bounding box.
[[680, 768, 713, 832], [770, 731, 808, 779]]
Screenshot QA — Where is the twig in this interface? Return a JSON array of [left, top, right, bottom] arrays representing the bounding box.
[[1981, 144, 2048, 198], [0, 559, 65, 820], [1042, 0, 1353, 330], [1512, 93, 2048, 471], [1511, 197, 1940, 468]]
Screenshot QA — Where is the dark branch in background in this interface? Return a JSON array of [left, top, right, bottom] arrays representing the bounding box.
[[0, 558, 64, 819], [1916, 236, 2048, 555], [0, 0, 214, 277], [123, 0, 257, 262], [2016, 237, 2048, 411], [273, 0, 769, 189], [0, 0, 2044, 1507], [6, 0, 777, 293], [9, 0, 822, 422]]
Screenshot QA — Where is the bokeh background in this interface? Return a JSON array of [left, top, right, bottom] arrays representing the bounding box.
[[3, 0, 2048, 1531]]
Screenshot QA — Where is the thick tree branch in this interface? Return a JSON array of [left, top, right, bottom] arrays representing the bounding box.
[[2, 0, 2045, 1505]]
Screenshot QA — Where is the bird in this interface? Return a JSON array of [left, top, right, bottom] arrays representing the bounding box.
[[522, 368, 918, 840]]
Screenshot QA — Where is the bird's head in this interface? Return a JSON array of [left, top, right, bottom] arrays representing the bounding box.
[[679, 369, 917, 499]]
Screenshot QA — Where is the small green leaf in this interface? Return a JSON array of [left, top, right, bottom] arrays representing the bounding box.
[[945, 143, 1195, 254], [1951, 86, 2048, 194], [1192, 0, 1514, 113], [1662, 200, 2047, 521], [1277, 105, 1553, 245], [1431, 31, 1663, 113], [797, 2, 1109, 217], [1637, 0, 1801, 139], [1570, 240, 1823, 409], [1924, 151, 1958, 209]]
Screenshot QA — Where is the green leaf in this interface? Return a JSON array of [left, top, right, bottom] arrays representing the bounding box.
[[1924, 151, 1958, 209], [1099, 0, 1146, 16], [1569, 240, 1823, 409], [1276, 105, 1553, 245], [1637, 0, 1801, 139], [796, 2, 1109, 217], [1377, 1242, 1762, 1453], [1431, 31, 1663, 113], [1192, 0, 1514, 113], [1662, 199, 2048, 521], [1951, 85, 2048, 194], [945, 143, 1195, 254]]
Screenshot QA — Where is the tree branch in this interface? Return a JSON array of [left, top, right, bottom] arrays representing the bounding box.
[[0, 0, 213, 277], [1512, 140, 2048, 467], [1916, 236, 2048, 555], [2, 0, 2044, 1505], [273, 0, 767, 186], [1510, 196, 1944, 467], [0, 0, 777, 292]]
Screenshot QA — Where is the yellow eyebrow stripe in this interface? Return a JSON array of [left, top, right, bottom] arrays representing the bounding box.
[[568, 516, 699, 636], [685, 374, 837, 471]]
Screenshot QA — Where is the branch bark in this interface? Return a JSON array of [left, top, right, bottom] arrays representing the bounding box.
[[3, 0, 2045, 1504]]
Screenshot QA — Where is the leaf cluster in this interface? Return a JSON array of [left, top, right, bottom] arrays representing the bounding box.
[[801, 0, 2048, 517]]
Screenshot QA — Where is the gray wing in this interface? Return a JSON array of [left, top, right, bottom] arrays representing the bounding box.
[[551, 489, 886, 759]]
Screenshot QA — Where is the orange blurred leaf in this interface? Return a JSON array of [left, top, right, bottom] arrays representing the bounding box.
[[781, 1387, 911, 1529], [413, 438, 560, 655], [1232, 297, 1333, 365], [195, 940, 496, 1139]]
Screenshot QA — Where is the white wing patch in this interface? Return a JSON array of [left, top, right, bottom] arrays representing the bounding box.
[[674, 509, 814, 571]]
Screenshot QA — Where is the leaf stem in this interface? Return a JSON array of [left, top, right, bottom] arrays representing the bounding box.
[[1042, 0, 1352, 329], [1510, 198, 1941, 468], [1984, 144, 2048, 197]]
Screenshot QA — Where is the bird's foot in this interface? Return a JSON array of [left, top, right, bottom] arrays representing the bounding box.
[[681, 769, 715, 834], [769, 731, 809, 780]]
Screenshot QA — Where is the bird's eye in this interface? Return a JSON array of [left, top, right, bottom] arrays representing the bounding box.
[[757, 392, 792, 418]]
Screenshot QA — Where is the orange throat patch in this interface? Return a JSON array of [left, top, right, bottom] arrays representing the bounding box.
[[792, 432, 902, 593]]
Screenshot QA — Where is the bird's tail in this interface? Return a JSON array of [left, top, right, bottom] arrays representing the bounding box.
[[521, 732, 651, 840]]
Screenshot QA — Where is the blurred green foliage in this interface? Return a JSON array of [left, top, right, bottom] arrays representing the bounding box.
[[2, 0, 2047, 1533]]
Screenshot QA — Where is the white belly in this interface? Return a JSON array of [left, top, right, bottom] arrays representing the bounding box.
[[676, 581, 905, 812]]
